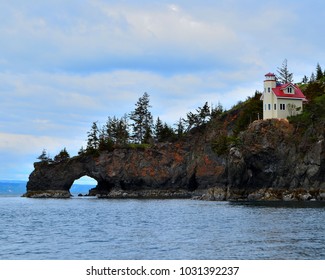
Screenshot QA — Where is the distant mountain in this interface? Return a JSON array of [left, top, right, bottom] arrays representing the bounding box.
[[0, 181, 95, 195], [70, 184, 96, 195], [0, 181, 27, 195]]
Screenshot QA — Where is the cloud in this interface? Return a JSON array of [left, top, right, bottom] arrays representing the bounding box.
[[168, 4, 180, 12], [0, 131, 86, 180], [0, 1, 240, 74], [1, 0, 323, 77], [0, 132, 82, 155], [1, 0, 325, 181]]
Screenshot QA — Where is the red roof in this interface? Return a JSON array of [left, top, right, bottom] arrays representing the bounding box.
[[265, 72, 275, 76], [272, 83, 307, 100]]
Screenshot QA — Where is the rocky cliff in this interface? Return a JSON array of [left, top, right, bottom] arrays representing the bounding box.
[[24, 119, 325, 200]]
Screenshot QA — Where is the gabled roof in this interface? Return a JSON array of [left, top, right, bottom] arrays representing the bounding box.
[[272, 83, 307, 101]]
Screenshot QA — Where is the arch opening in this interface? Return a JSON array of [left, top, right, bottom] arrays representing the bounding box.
[[70, 175, 98, 197]]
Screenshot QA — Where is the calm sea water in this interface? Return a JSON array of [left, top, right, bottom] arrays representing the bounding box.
[[0, 196, 324, 260]]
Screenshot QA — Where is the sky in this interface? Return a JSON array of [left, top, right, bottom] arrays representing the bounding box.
[[0, 0, 324, 182]]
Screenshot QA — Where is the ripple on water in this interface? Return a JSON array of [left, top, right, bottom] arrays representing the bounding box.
[[0, 197, 324, 259]]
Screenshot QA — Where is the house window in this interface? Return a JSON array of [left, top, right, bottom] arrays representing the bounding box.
[[268, 87, 270, 93], [268, 104, 271, 110], [274, 104, 276, 110], [280, 104, 286, 110], [287, 87, 293, 93]]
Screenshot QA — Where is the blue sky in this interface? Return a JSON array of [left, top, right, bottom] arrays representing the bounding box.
[[0, 0, 324, 181]]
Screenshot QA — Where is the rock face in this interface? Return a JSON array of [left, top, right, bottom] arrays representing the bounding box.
[[25, 119, 325, 200], [227, 119, 325, 200]]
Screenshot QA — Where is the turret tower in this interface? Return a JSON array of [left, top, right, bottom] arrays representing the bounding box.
[[264, 73, 277, 93], [262, 73, 277, 119]]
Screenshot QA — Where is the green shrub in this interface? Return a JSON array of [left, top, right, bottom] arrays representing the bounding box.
[[212, 135, 239, 155]]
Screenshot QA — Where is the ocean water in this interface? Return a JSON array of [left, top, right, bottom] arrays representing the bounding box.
[[0, 196, 324, 260]]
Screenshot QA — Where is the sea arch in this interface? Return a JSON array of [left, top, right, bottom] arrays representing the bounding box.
[[70, 175, 97, 196], [25, 155, 113, 198]]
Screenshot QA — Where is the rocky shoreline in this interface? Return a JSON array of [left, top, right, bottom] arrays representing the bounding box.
[[24, 119, 325, 201], [23, 186, 325, 201]]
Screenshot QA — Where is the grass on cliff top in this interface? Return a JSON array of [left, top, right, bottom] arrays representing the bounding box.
[[209, 91, 262, 156], [288, 81, 325, 132]]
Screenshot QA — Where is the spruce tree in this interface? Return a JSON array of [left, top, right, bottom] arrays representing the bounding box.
[[316, 63, 323, 80], [106, 115, 129, 145], [54, 148, 70, 162], [86, 121, 100, 152], [106, 116, 119, 143], [175, 118, 185, 138], [184, 111, 199, 132], [129, 92, 153, 144], [115, 115, 129, 145], [196, 102, 211, 125], [301, 75, 309, 84], [78, 146, 85, 155], [211, 102, 223, 118], [37, 149, 53, 163], [37, 149, 49, 162], [160, 123, 175, 142], [154, 117, 164, 141], [276, 59, 293, 84], [98, 125, 112, 151], [310, 72, 316, 82]]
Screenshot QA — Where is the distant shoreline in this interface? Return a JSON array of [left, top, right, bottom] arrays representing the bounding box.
[[0, 181, 96, 196]]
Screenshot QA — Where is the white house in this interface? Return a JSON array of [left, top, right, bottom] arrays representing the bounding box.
[[261, 73, 307, 120]]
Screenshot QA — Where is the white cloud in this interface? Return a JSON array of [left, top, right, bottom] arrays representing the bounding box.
[[0, 132, 81, 155], [168, 4, 180, 12], [1, 0, 325, 181]]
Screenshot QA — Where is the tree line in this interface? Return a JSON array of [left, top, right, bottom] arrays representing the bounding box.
[[38, 59, 324, 162], [276, 59, 325, 85], [37, 147, 70, 164], [38, 92, 224, 162], [82, 92, 224, 155], [301, 63, 325, 84]]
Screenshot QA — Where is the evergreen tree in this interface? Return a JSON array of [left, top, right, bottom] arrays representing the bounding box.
[[78, 146, 85, 155], [86, 121, 100, 152], [98, 125, 113, 151], [154, 117, 164, 141], [37, 149, 49, 162], [54, 148, 70, 162], [106, 115, 129, 145], [196, 101, 211, 125], [129, 92, 153, 144], [276, 59, 293, 84], [310, 72, 316, 82], [159, 123, 175, 142], [154, 118, 175, 142], [183, 111, 199, 132], [37, 149, 53, 163], [115, 115, 130, 145], [211, 102, 224, 118], [143, 126, 153, 144], [183, 102, 211, 131], [316, 63, 323, 80], [175, 118, 185, 138], [106, 116, 118, 143], [301, 75, 309, 84]]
